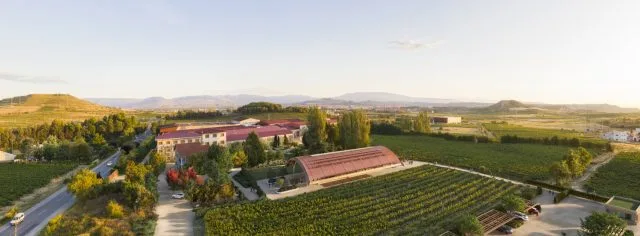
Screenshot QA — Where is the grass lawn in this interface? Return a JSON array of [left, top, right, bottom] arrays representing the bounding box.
[[372, 134, 576, 181], [233, 166, 287, 188], [483, 123, 605, 144], [206, 165, 521, 235], [585, 152, 640, 200], [0, 163, 78, 207], [609, 198, 639, 210]]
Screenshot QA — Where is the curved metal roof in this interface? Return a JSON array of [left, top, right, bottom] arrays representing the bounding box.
[[295, 146, 401, 182]]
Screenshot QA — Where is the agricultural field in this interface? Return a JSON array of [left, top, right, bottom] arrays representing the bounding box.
[[206, 165, 520, 235], [585, 152, 640, 200], [372, 135, 578, 181], [0, 163, 77, 207], [483, 123, 605, 144]]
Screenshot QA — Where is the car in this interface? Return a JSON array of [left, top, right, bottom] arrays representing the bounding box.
[[497, 225, 513, 234], [106, 161, 113, 166], [10, 213, 25, 226], [510, 211, 529, 221], [172, 193, 185, 199]]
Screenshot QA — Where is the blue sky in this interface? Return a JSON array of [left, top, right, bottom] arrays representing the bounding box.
[[1, 0, 639, 106]]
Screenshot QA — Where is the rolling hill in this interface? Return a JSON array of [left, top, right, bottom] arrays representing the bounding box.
[[0, 94, 119, 128]]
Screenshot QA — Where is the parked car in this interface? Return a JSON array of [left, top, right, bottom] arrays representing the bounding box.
[[10, 213, 25, 226], [106, 161, 113, 166], [510, 211, 529, 221], [172, 193, 185, 199], [497, 225, 513, 234]]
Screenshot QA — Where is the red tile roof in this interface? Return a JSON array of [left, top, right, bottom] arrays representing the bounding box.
[[226, 126, 293, 142], [175, 143, 209, 158], [294, 146, 401, 182], [258, 119, 304, 126]]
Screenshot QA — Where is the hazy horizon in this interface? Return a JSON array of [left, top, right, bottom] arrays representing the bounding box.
[[1, 1, 639, 107]]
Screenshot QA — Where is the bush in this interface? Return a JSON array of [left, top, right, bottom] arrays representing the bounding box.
[[520, 187, 539, 200], [106, 200, 124, 218], [2, 206, 18, 222], [506, 219, 524, 228], [554, 190, 570, 203]]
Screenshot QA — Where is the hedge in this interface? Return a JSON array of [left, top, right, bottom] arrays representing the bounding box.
[[525, 180, 610, 203]]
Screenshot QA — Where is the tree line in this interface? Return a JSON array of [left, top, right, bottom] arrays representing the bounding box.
[[166, 110, 224, 120], [0, 113, 145, 153], [302, 107, 371, 154], [500, 135, 611, 150], [236, 102, 308, 114]]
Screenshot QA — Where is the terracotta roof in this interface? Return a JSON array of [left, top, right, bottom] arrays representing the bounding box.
[[175, 143, 209, 157], [258, 119, 304, 126], [156, 130, 200, 140], [295, 146, 401, 182], [226, 126, 293, 142], [156, 125, 248, 140]]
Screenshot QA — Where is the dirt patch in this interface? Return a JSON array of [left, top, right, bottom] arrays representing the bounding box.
[[0, 164, 87, 216]]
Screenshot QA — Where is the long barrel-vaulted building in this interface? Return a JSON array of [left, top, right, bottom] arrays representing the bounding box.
[[292, 146, 401, 185]]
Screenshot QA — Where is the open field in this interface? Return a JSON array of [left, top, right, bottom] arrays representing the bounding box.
[[0, 163, 78, 207], [483, 123, 605, 144], [206, 165, 520, 235], [372, 135, 577, 181], [585, 152, 640, 200]]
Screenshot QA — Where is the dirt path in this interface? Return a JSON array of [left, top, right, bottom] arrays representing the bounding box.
[[478, 123, 497, 140], [570, 152, 615, 191]]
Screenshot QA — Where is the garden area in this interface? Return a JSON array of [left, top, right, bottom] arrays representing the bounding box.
[[585, 152, 640, 200], [0, 163, 77, 207], [205, 165, 521, 235], [372, 134, 580, 181]]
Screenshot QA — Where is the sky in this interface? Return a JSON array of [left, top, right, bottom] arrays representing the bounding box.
[[1, 0, 639, 107]]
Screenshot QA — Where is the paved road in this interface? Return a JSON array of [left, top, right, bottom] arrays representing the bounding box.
[[0, 151, 121, 236], [154, 164, 194, 236], [0, 127, 152, 236]]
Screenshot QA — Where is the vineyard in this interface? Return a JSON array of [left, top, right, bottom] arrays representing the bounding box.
[[372, 134, 572, 181], [205, 165, 520, 235], [585, 152, 640, 200], [0, 163, 77, 207], [482, 123, 605, 144]]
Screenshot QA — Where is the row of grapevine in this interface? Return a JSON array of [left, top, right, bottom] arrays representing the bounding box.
[[205, 165, 520, 235]]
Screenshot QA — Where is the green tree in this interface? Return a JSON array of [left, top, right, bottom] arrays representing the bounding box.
[[338, 110, 371, 149], [282, 135, 290, 146], [457, 214, 483, 236], [232, 150, 248, 167], [123, 181, 156, 210], [501, 194, 526, 212], [91, 133, 107, 146], [105, 200, 124, 218], [580, 212, 627, 236], [550, 160, 572, 185], [68, 168, 103, 200], [207, 144, 233, 183], [149, 151, 167, 175], [71, 142, 93, 163], [125, 161, 150, 185], [305, 107, 328, 153], [271, 135, 280, 149], [564, 149, 587, 177], [577, 147, 593, 167], [326, 124, 340, 147], [413, 111, 431, 133], [244, 132, 266, 167]]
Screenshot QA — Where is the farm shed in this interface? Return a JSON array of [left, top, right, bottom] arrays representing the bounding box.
[[292, 146, 401, 185], [0, 151, 16, 163]]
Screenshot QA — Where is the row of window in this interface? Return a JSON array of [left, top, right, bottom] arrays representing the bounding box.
[[158, 138, 201, 145], [204, 133, 225, 138]]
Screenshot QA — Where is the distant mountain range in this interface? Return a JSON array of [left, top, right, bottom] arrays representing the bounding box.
[[85, 92, 640, 113]]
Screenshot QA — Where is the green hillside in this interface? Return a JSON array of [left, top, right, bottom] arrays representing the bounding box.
[[0, 94, 120, 128]]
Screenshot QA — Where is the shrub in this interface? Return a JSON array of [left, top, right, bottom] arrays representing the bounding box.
[[106, 200, 124, 218], [520, 187, 539, 200], [554, 190, 570, 203], [506, 219, 524, 228], [3, 206, 18, 221]]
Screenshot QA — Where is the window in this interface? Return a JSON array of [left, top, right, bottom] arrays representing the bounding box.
[[173, 140, 177, 144], [221, 140, 226, 145], [205, 134, 210, 138], [192, 139, 196, 143], [221, 133, 225, 137]]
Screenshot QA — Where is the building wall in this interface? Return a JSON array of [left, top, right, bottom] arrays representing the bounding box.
[[201, 132, 227, 146], [446, 117, 462, 124], [0, 152, 16, 162], [156, 136, 202, 158]]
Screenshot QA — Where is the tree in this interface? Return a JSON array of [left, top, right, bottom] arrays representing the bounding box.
[[563, 149, 589, 177], [149, 151, 167, 175], [326, 124, 340, 147], [125, 161, 150, 185], [338, 110, 371, 149], [305, 107, 328, 153], [577, 147, 593, 168], [91, 133, 107, 146], [271, 135, 280, 149], [244, 132, 266, 167], [232, 150, 248, 167], [580, 212, 627, 236], [68, 168, 103, 200], [207, 144, 233, 183], [283, 135, 290, 146], [457, 214, 483, 236], [123, 181, 155, 210], [501, 194, 526, 212], [105, 200, 124, 218], [413, 111, 431, 133], [550, 160, 572, 185], [71, 142, 93, 163]]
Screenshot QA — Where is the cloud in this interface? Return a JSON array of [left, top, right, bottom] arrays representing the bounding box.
[[0, 72, 67, 84], [389, 39, 444, 50]]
